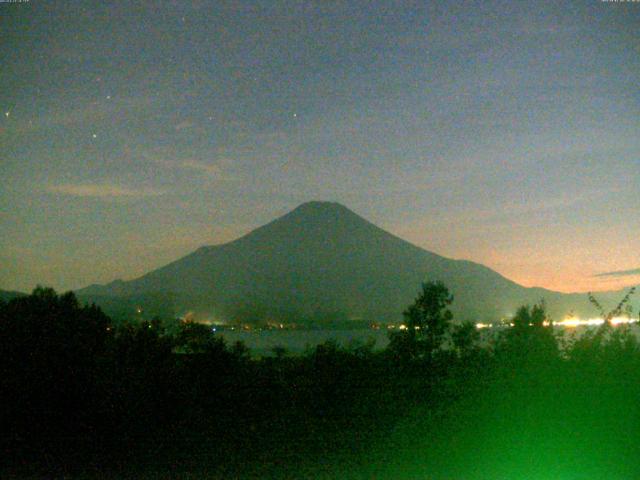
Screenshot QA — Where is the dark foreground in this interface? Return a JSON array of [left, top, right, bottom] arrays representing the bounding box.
[[2, 287, 640, 479]]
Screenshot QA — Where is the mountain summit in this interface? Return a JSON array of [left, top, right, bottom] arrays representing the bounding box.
[[78, 202, 621, 323]]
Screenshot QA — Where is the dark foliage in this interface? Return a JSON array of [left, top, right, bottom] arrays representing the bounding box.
[[2, 285, 640, 478], [388, 281, 454, 362]]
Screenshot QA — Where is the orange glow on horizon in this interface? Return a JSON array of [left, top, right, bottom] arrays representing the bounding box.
[[500, 271, 640, 294]]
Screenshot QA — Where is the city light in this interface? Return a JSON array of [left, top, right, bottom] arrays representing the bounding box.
[[474, 317, 638, 329], [554, 316, 637, 328]]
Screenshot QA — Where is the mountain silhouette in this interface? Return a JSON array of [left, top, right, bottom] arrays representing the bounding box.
[[0, 289, 26, 303], [77, 201, 636, 324]]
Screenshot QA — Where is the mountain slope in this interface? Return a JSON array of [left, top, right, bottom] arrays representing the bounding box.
[[0, 289, 26, 302], [77, 202, 636, 323]]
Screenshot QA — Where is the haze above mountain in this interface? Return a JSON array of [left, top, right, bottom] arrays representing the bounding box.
[[77, 202, 636, 323]]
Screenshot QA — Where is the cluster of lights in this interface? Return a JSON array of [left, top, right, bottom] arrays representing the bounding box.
[[476, 323, 493, 329], [474, 317, 638, 329], [396, 325, 422, 331], [554, 316, 637, 328]]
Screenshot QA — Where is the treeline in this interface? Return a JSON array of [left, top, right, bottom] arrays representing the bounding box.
[[1, 284, 640, 479]]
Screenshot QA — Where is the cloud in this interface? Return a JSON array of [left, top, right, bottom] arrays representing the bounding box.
[[136, 147, 237, 185], [147, 154, 225, 178], [177, 159, 221, 175], [7, 95, 157, 135], [47, 183, 164, 198], [595, 268, 640, 278], [175, 120, 194, 131]]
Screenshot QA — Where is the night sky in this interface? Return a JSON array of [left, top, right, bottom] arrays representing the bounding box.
[[1, 0, 638, 294]]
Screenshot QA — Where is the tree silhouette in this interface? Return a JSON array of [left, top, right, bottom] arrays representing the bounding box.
[[176, 320, 226, 355], [495, 302, 558, 365], [452, 321, 480, 356], [588, 287, 636, 325], [0, 287, 112, 467], [389, 281, 454, 360]]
